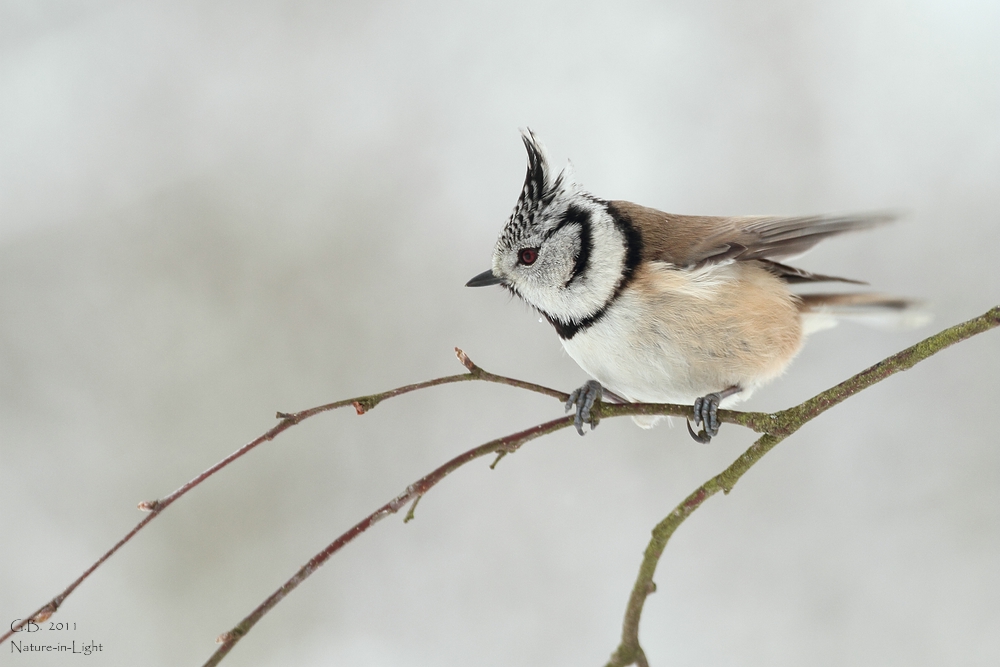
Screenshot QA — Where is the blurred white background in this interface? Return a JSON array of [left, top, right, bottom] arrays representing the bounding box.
[[1, 1, 998, 665]]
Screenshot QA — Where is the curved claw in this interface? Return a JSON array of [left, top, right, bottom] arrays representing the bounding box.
[[565, 380, 603, 436], [686, 420, 712, 443]]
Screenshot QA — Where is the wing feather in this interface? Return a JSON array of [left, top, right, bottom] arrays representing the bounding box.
[[608, 201, 894, 268]]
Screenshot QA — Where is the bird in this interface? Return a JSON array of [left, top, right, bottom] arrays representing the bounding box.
[[467, 129, 920, 442]]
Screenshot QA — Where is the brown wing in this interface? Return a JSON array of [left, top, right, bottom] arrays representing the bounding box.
[[609, 200, 895, 269], [756, 259, 867, 285]]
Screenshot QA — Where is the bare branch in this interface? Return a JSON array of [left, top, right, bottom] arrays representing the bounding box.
[[7, 307, 995, 664], [0, 348, 567, 644], [212, 307, 997, 666], [204, 415, 576, 666]]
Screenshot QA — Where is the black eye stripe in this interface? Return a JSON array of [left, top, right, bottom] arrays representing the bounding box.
[[543, 205, 590, 241]]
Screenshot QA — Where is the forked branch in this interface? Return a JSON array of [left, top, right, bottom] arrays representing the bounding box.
[[3, 307, 996, 667], [0, 352, 570, 643]]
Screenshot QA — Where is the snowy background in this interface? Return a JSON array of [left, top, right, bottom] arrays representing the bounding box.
[[2, 1, 998, 665]]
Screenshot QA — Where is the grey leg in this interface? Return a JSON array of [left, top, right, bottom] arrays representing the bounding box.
[[565, 380, 603, 436], [687, 385, 742, 443]]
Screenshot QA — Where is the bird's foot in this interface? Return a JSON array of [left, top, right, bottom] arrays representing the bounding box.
[[565, 380, 603, 436], [686, 393, 721, 443], [686, 386, 741, 444]]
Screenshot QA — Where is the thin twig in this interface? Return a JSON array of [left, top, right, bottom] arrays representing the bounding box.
[[403, 495, 422, 523], [0, 348, 568, 644], [606, 305, 1000, 667], [204, 416, 576, 666], [2, 342, 744, 645]]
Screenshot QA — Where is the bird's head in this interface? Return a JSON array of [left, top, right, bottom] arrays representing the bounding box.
[[467, 129, 629, 331]]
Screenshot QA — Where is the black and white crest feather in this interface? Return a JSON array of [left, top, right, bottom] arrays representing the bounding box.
[[497, 129, 574, 252]]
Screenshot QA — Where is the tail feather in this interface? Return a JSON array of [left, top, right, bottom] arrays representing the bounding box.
[[798, 293, 930, 334]]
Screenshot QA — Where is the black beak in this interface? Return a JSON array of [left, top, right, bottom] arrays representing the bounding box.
[[466, 269, 504, 287]]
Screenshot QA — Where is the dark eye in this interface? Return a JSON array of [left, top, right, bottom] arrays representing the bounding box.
[[518, 248, 539, 265]]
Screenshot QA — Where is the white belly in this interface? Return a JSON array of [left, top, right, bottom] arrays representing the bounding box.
[[559, 262, 804, 409], [561, 296, 712, 405]]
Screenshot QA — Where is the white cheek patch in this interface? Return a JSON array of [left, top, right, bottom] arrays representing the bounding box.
[[533, 227, 580, 287], [518, 217, 627, 323]]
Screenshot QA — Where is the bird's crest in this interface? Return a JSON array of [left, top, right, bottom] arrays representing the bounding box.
[[498, 129, 576, 251]]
